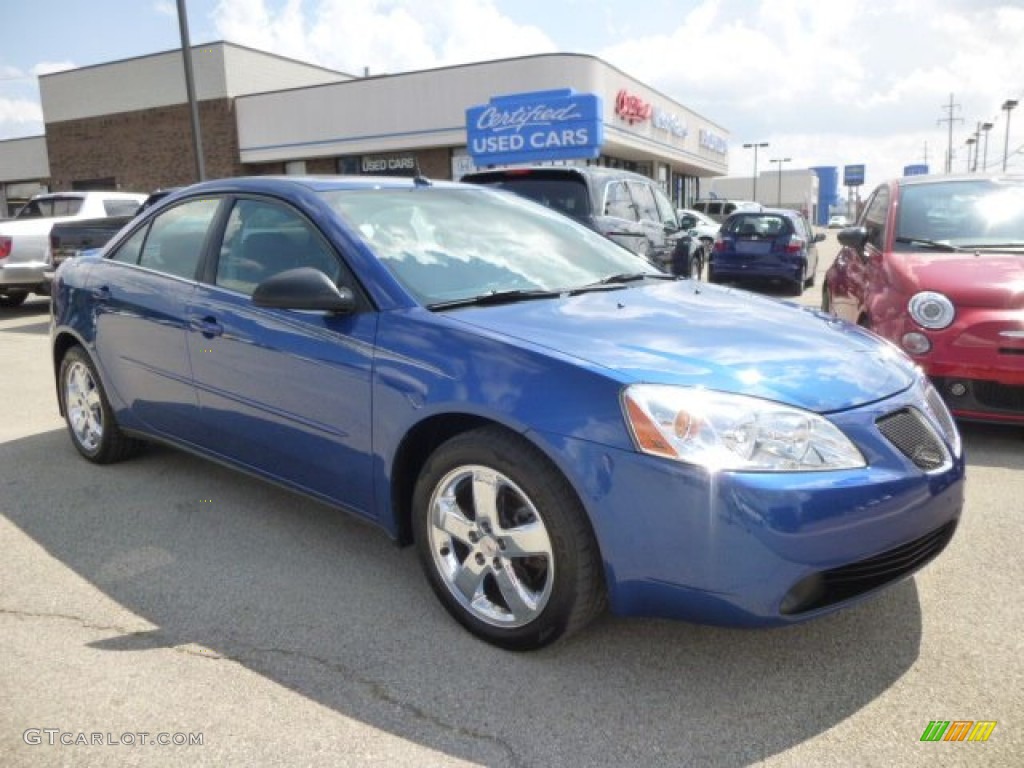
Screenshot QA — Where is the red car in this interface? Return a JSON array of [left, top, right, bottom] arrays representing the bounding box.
[[823, 174, 1024, 425]]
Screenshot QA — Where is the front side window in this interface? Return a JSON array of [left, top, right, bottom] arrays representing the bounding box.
[[652, 186, 679, 228], [215, 198, 341, 296], [627, 181, 660, 224], [137, 198, 220, 280], [862, 187, 890, 251]]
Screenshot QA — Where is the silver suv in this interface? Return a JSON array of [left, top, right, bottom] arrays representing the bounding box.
[[692, 199, 763, 223]]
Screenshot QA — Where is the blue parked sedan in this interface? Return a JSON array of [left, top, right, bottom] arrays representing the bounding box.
[[51, 176, 964, 650], [709, 208, 825, 295]]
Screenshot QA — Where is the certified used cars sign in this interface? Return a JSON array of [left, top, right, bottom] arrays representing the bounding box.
[[466, 89, 604, 166]]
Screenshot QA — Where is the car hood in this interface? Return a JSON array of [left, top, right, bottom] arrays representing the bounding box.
[[446, 281, 918, 413], [893, 251, 1024, 309]]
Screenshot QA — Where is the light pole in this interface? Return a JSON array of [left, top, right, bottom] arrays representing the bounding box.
[[1003, 99, 1018, 172], [965, 137, 976, 173], [980, 121, 994, 171], [769, 157, 791, 206], [743, 142, 769, 202]]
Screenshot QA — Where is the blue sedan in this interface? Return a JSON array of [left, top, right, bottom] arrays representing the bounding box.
[[51, 176, 964, 650]]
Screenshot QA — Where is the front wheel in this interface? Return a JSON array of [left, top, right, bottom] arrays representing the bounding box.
[[412, 427, 605, 650], [60, 346, 143, 463]]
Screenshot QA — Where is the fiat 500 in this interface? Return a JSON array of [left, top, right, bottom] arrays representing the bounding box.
[[51, 176, 964, 650]]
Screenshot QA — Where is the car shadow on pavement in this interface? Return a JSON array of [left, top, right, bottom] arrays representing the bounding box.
[[2, 429, 925, 767]]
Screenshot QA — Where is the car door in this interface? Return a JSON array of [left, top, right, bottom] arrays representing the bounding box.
[[830, 186, 890, 325], [627, 180, 676, 266], [185, 195, 378, 517], [89, 197, 221, 441]]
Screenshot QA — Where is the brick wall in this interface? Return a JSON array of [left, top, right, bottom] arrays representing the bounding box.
[[47, 101, 460, 192], [45, 99, 243, 193]]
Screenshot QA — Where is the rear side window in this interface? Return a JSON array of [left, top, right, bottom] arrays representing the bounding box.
[[137, 198, 220, 280], [103, 199, 142, 216], [16, 197, 84, 218], [605, 181, 638, 221]]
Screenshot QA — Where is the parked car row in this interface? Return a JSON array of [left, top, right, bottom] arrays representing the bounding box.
[[51, 174, 964, 650], [0, 190, 148, 306]]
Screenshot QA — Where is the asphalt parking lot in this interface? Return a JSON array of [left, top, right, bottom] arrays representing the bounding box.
[[2, 235, 1022, 767]]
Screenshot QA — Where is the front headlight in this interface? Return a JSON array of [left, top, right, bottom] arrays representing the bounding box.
[[908, 291, 955, 329], [622, 385, 866, 472]]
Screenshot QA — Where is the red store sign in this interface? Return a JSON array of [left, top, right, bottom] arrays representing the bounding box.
[[615, 89, 652, 125]]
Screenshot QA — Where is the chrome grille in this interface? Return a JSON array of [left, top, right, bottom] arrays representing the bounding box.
[[876, 408, 950, 472]]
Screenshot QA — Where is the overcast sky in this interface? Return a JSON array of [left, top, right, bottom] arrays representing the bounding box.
[[2, 0, 1023, 190]]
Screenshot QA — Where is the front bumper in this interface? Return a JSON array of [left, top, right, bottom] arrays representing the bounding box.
[[535, 387, 965, 626]]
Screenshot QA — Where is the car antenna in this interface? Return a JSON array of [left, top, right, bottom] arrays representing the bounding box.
[[412, 158, 432, 187]]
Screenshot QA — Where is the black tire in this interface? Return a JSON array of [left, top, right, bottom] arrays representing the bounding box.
[[59, 346, 143, 463], [0, 291, 29, 308], [412, 426, 606, 650]]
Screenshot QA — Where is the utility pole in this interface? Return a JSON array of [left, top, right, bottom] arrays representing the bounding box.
[[177, 0, 206, 181], [937, 93, 962, 174], [743, 142, 769, 202]]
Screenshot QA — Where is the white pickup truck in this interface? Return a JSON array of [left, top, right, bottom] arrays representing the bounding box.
[[0, 190, 147, 307]]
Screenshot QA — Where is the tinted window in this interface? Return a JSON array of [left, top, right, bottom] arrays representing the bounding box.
[[109, 226, 147, 265], [723, 214, 790, 237], [103, 199, 142, 216], [215, 198, 341, 296], [15, 197, 84, 218], [605, 181, 637, 220], [652, 186, 679, 228], [137, 198, 220, 280], [482, 177, 590, 219]]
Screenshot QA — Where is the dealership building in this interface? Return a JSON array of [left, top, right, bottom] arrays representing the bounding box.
[[0, 42, 733, 216]]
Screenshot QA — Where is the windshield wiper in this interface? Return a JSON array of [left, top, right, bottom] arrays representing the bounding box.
[[956, 243, 1024, 250], [594, 272, 677, 285], [427, 288, 562, 310], [894, 236, 962, 252]]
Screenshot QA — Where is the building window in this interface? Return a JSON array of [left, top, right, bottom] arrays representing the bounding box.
[[285, 160, 307, 175]]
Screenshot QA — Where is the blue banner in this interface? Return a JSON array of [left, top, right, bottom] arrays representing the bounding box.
[[466, 89, 603, 166], [903, 164, 929, 176], [843, 164, 866, 186]]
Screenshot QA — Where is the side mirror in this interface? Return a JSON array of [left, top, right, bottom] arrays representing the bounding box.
[[813, 232, 826, 243], [837, 226, 869, 250], [252, 267, 355, 313]]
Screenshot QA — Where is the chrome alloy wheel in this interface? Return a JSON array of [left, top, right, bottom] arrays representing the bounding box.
[[65, 359, 104, 453], [427, 465, 554, 628]]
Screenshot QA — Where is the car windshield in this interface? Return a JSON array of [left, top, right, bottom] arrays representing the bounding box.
[[896, 178, 1024, 249], [321, 187, 661, 305]]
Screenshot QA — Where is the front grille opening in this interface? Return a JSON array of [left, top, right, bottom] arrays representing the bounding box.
[[974, 381, 1024, 412], [780, 520, 957, 615], [876, 408, 948, 471]]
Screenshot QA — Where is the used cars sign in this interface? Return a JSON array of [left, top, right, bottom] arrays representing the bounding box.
[[466, 89, 603, 166]]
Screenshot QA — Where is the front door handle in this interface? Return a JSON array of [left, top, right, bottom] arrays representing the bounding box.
[[189, 316, 223, 338]]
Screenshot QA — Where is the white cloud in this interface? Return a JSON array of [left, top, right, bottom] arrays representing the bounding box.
[[0, 97, 44, 135], [211, 0, 556, 75], [32, 61, 76, 76]]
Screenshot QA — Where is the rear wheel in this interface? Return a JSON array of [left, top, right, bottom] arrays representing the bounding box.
[[0, 291, 29, 308], [60, 346, 143, 463], [413, 426, 605, 650]]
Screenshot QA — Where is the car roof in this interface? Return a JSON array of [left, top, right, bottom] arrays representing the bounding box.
[[169, 175, 468, 197], [895, 172, 1024, 187], [462, 165, 654, 185]]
